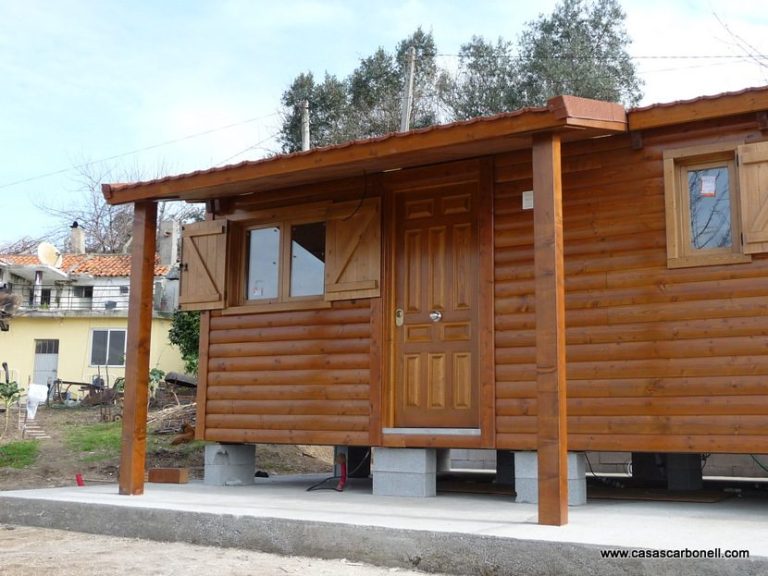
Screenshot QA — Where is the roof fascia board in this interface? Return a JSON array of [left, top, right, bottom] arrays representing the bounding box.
[[629, 88, 768, 131], [103, 96, 628, 206]]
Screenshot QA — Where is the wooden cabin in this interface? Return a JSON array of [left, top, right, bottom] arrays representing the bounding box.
[[104, 86, 768, 526]]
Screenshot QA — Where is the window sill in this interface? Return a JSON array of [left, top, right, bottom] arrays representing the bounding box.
[[667, 253, 752, 269], [221, 300, 332, 315]]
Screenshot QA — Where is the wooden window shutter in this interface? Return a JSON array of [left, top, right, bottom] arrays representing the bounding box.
[[738, 141, 768, 254], [179, 220, 228, 310], [325, 197, 381, 301]]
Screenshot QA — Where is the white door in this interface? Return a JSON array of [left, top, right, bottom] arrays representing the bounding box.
[[33, 339, 59, 386]]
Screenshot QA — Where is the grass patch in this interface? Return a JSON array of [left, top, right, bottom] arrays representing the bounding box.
[[66, 422, 122, 463], [0, 440, 40, 468]]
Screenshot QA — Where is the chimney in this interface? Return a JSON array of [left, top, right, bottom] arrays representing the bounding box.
[[157, 220, 180, 266], [70, 221, 86, 254]]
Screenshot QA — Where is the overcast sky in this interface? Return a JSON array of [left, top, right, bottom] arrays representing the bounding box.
[[1, 0, 767, 246]]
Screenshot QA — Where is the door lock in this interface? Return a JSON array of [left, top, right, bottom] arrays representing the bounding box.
[[429, 310, 443, 322], [395, 308, 404, 327]]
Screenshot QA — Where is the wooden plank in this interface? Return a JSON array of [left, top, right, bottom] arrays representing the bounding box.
[[207, 353, 370, 372], [207, 369, 370, 387], [478, 157, 496, 448], [206, 384, 370, 401], [496, 395, 768, 417], [195, 311, 211, 441], [148, 468, 189, 484], [209, 339, 370, 358], [381, 433, 484, 449], [209, 301, 371, 329], [206, 429, 370, 446], [532, 132, 567, 526], [208, 323, 372, 344], [119, 201, 157, 496], [569, 433, 768, 454], [369, 295, 383, 446], [206, 399, 370, 416], [497, 375, 768, 400], [205, 414, 369, 431]]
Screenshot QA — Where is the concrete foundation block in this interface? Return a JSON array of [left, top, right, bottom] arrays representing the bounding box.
[[514, 452, 586, 506], [204, 443, 255, 486], [372, 448, 436, 497], [449, 449, 497, 470]]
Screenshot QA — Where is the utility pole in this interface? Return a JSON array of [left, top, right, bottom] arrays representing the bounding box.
[[301, 99, 310, 151], [400, 46, 416, 132]]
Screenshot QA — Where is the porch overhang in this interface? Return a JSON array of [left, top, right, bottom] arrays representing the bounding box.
[[109, 94, 628, 520], [102, 95, 627, 206]]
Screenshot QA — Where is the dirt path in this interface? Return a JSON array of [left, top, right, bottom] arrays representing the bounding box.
[[1, 525, 446, 576], [0, 404, 333, 491]]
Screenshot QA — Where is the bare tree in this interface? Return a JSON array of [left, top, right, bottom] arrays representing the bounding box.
[[714, 12, 768, 83], [35, 160, 203, 254], [0, 235, 46, 255]]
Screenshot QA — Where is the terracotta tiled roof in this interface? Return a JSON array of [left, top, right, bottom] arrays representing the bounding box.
[[0, 253, 169, 277]]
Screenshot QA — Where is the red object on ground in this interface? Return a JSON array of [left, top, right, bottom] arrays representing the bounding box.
[[336, 462, 347, 491], [75, 473, 85, 487]]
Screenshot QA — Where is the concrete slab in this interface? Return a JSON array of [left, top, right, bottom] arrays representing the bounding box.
[[1, 477, 766, 575]]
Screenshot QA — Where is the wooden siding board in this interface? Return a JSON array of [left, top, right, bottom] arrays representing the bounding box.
[[494, 124, 768, 456], [204, 300, 372, 446]]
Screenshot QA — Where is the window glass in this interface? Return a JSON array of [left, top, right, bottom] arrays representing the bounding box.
[[290, 222, 326, 297], [90, 330, 125, 366], [107, 330, 126, 365], [687, 166, 731, 250], [91, 330, 108, 365], [247, 227, 280, 300]]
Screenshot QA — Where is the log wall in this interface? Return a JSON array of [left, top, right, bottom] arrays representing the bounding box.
[[203, 301, 373, 445], [495, 122, 768, 454]]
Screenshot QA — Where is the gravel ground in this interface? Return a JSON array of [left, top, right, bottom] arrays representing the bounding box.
[[0, 525, 447, 576]]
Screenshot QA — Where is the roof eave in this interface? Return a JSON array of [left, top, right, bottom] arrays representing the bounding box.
[[102, 95, 628, 206]]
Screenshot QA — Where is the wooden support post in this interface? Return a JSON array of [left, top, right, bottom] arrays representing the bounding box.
[[119, 201, 158, 495], [532, 133, 568, 526]]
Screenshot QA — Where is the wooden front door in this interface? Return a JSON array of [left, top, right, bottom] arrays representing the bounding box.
[[393, 181, 480, 428]]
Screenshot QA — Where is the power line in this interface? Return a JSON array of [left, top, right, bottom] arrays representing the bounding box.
[[215, 131, 283, 166], [0, 112, 280, 191]]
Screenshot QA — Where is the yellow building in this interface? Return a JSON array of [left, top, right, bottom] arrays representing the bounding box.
[[0, 241, 185, 393]]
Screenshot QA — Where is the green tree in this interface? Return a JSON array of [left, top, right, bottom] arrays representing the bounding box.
[[168, 310, 200, 375], [0, 380, 20, 440], [516, 0, 642, 106], [278, 28, 440, 151], [438, 35, 521, 120]]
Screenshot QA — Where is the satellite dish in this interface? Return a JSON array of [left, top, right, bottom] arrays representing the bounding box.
[[37, 242, 63, 268]]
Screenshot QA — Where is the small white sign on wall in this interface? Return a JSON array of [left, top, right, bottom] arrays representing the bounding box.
[[522, 190, 534, 210]]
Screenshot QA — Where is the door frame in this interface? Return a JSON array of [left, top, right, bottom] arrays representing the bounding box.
[[379, 157, 496, 448]]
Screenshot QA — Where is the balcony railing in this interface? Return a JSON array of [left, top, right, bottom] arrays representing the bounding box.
[[2, 283, 175, 313]]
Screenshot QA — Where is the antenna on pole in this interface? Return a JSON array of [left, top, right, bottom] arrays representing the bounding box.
[[400, 46, 416, 132], [301, 100, 310, 151]]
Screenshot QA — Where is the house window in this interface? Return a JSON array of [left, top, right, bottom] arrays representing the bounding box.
[[35, 339, 59, 354], [663, 144, 752, 268], [73, 286, 94, 298], [245, 220, 326, 303], [90, 329, 126, 366]]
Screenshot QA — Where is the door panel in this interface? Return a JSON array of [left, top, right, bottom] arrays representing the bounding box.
[[394, 182, 479, 428]]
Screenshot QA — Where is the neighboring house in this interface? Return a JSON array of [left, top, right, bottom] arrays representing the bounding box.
[[0, 224, 185, 392], [104, 86, 768, 525]]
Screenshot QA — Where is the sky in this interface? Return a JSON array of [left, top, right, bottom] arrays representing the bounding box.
[[1, 0, 767, 247]]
